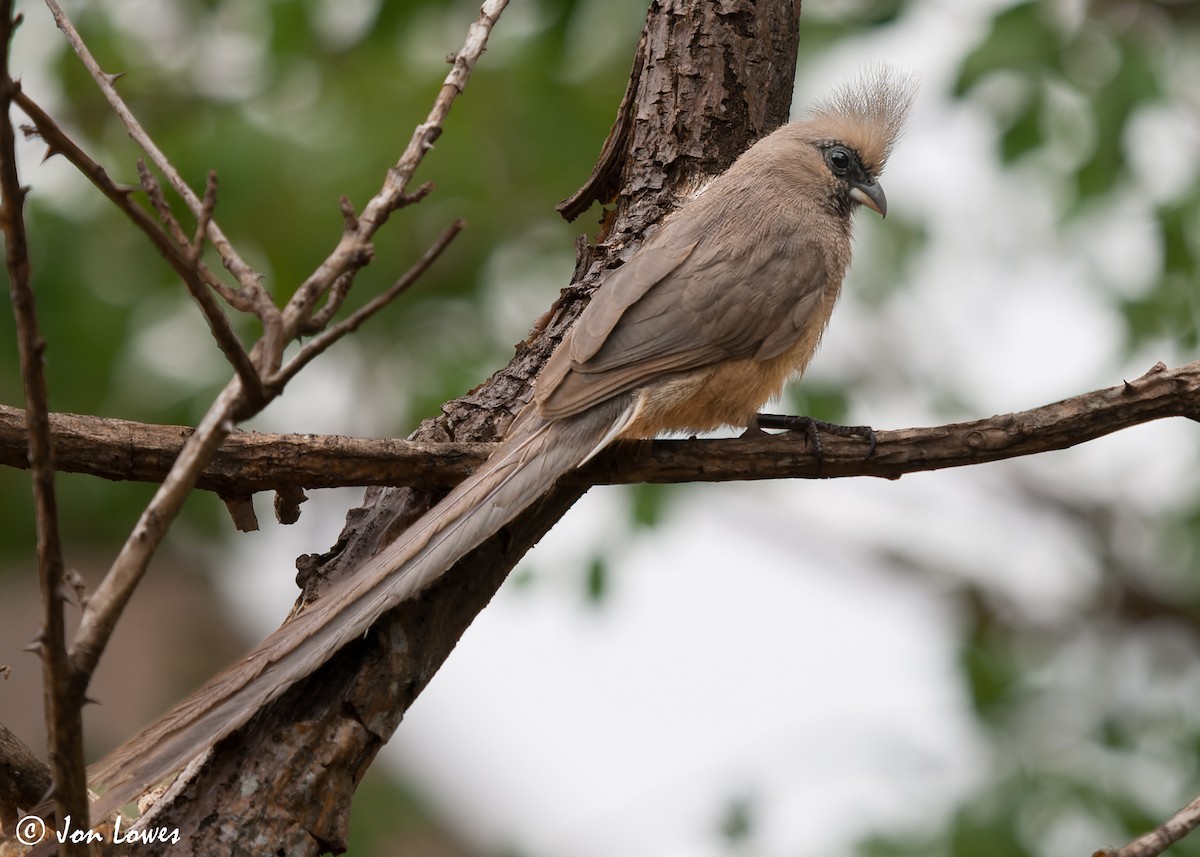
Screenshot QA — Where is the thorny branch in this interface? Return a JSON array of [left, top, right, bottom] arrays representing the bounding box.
[[0, 2, 88, 844], [280, 0, 509, 343], [22, 0, 498, 726], [12, 89, 256, 313]]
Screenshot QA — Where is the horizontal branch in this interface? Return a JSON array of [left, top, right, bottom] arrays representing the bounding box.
[[1, 361, 1197, 499]]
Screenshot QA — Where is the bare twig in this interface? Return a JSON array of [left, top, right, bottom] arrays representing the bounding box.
[[136, 159, 192, 247], [188, 171, 217, 266], [134, 161, 264, 403], [1094, 795, 1200, 857], [13, 90, 257, 312], [19, 86, 283, 401], [42, 0, 262, 295], [0, 4, 88, 845], [301, 271, 354, 334], [269, 219, 466, 391], [280, 0, 509, 340]]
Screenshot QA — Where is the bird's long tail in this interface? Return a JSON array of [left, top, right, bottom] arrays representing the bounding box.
[[86, 397, 629, 819]]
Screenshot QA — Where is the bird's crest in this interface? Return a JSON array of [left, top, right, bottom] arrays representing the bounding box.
[[806, 66, 917, 174]]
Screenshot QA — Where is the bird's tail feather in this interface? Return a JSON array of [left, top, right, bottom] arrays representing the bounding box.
[[87, 399, 627, 819]]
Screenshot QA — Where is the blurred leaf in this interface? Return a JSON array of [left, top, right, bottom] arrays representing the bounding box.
[[1075, 45, 1160, 201], [1000, 88, 1043, 164], [955, 2, 1061, 96], [719, 794, 755, 847], [1120, 199, 1200, 350], [1159, 198, 1200, 281], [784, 383, 851, 424], [343, 766, 460, 857], [958, 593, 1021, 721], [790, 0, 907, 52], [585, 554, 607, 603], [946, 804, 1034, 857], [628, 481, 669, 529]]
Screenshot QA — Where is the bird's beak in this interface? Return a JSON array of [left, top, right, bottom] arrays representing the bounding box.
[[850, 180, 888, 218]]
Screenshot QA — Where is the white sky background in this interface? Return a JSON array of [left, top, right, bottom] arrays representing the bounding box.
[[228, 2, 1200, 856], [11, 0, 1198, 855]]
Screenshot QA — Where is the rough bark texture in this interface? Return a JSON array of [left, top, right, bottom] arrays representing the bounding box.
[[147, 1, 802, 853], [7, 356, 1200, 499], [0, 723, 51, 827]]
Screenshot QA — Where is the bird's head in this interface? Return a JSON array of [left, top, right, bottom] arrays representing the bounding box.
[[793, 67, 916, 219]]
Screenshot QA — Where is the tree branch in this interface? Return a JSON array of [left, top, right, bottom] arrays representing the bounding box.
[[267, 218, 466, 393], [13, 89, 255, 314], [1, 360, 1197, 498], [1094, 794, 1200, 857], [0, 3, 88, 845], [134, 163, 263, 402], [279, 0, 510, 344], [69, 383, 244, 679], [41, 0, 493, 691], [15, 90, 268, 403]]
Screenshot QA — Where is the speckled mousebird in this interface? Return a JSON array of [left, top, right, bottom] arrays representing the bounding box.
[[87, 67, 916, 819]]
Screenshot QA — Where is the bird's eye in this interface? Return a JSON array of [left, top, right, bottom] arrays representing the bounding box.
[[825, 146, 854, 176]]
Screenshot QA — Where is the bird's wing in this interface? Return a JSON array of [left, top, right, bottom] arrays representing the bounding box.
[[537, 223, 829, 420]]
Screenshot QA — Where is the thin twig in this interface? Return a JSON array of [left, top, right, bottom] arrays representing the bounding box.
[[280, 0, 509, 340], [301, 270, 354, 334], [269, 219, 466, 391], [42, 0, 262, 294], [1094, 795, 1200, 857], [136, 158, 191, 247], [0, 4, 88, 846], [13, 91, 255, 312], [19, 96, 271, 400], [135, 161, 264, 402], [188, 171, 218, 267]]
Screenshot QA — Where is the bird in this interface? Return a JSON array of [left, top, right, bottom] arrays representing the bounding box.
[[86, 67, 915, 821]]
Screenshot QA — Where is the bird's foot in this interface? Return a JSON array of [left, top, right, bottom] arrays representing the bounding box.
[[752, 413, 878, 461]]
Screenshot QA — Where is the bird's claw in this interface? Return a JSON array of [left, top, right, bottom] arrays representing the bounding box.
[[752, 413, 878, 464]]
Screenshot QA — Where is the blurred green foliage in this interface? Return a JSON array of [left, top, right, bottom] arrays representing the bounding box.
[[956, 0, 1200, 352]]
